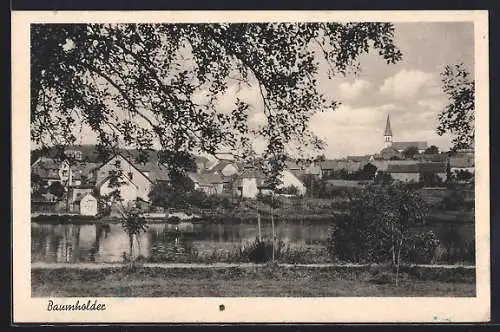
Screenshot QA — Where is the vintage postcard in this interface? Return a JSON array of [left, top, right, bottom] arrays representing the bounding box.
[[12, 10, 490, 323]]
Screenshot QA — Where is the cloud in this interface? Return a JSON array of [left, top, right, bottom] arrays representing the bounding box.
[[379, 69, 434, 99], [307, 100, 454, 158], [417, 98, 445, 111], [309, 103, 400, 157], [338, 79, 372, 101]]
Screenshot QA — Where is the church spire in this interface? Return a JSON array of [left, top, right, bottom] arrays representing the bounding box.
[[384, 114, 393, 148], [384, 114, 393, 136]]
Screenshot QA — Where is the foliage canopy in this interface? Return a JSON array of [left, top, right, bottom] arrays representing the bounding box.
[[31, 22, 402, 177], [437, 63, 475, 151]]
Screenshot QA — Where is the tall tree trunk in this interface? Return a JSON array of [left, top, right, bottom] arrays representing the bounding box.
[[257, 211, 262, 241], [128, 233, 134, 267], [391, 223, 395, 266], [395, 238, 403, 287], [271, 210, 276, 263]]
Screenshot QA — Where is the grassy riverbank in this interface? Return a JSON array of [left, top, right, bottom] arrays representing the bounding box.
[[32, 264, 475, 297]]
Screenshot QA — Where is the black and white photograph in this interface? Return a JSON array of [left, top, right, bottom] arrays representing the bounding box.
[[12, 10, 490, 323]]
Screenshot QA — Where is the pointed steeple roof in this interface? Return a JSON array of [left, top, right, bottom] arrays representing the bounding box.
[[384, 114, 393, 136]]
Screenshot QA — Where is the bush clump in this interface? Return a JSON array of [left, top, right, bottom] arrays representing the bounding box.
[[241, 237, 286, 263]]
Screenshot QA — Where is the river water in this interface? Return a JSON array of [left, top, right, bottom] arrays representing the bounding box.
[[31, 221, 474, 264], [31, 222, 333, 263]]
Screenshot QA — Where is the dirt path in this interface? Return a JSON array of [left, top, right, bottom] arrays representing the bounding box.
[[31, 262, 476, 269]]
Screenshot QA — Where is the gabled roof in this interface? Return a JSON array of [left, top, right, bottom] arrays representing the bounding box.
[[31, 157, 69, 179], [392, 141, 429, 151], [418, 162, 447, 173], [285, 159, 304, 170], [304, 165, 322, 175], [32, 156, 70, 169], [413, 153, 448, 163], [73, 193, 96, 203], [450, 156, 475, 168], [134, 161, 170, 182], [209, 160, 238, 173], [238, 167, 267, 179], [346, 155, 371, 163], [96, 154, 155, 184], [387, 164, 420, 173], [288, 168, 306, 180], [71, 161, 101, 181], [387, 162, 447, 174], [95, 173, 138, 190], [188, 172, 225, 185], [199, 173, 225, 185], [234, 168, 269, 188], [335, 160, 363, 173], [318, 160, 338, 170]]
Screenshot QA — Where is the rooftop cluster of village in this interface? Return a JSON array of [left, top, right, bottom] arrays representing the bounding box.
[[31, 115, 474, 217]]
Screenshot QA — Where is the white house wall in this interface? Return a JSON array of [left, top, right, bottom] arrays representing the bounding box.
[[95, 155, 152, 202], [99, 177, 140, 203], [241, 178, 259, 198], [277, 170, 307, 195], [80, 195, 98, 216], [391, 173, 420, 183]]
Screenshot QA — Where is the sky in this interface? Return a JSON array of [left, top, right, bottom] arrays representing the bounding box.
[[306, 22, 475, 158], [49, 22, 475, 159]]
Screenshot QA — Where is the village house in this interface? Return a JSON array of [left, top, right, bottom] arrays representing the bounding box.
[[277, 169, 307, 195], [386, 162, 447, 183], [93, 154, 160, 203], [31, 157, 74, 186], [234, 168, 269, 198], [371, 159, 419, 173], [207, 159, 239, 177], [304, 164, 322, 179], [284, 159, 306, 179], [391, 141, 429, 154], [72, 193, 98, 216], [387, 164, 421, 182], [449, 150, 475, 173], [346, 155, 374, 163], [375, 146, 403, 160], [418, 162, 448, 181], [187, 172, 225, 195], [318, 160, 338, 178]]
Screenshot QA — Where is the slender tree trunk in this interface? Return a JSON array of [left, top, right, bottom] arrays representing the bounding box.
[[395, 238, 403, 287], [128, 233, 134, 267], [391, 223, 395, 266], [271, 209, 275, 262], [301, 196, 304, 226], [257, 211, 262, 241]]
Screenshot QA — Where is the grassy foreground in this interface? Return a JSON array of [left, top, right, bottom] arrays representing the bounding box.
[[32, 264, 475, 297]]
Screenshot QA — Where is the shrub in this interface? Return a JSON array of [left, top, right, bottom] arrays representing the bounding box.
[[48, 181, 65, 198], [403, 230, 440, 264], [326, 183, 428, 267], [435, 226, 475, 264], [241, 237, 286, 263], [441, 190, 474, 211], [279, 185, 300, 195]]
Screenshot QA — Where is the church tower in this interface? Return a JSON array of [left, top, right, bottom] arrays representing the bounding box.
[[384, 114, 393, 148]]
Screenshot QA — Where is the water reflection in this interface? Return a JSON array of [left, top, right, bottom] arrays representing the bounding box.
[[31, 221, 474, 264]]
